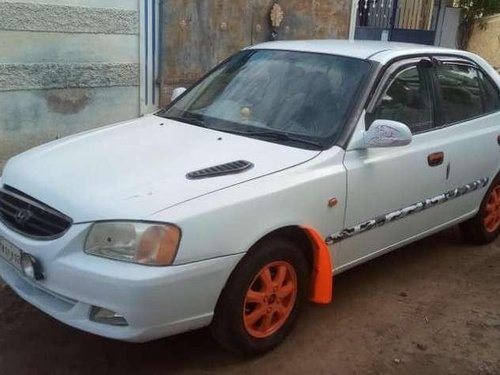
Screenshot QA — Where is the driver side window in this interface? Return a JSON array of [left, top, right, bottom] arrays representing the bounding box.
[[368, 65, 434, 134]]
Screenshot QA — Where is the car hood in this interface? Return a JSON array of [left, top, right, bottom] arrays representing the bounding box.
[[1, 115, 320, 222]]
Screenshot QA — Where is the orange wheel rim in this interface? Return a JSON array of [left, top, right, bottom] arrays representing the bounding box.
[[484, 186, 500, 233], [243, 261, 298, 339]]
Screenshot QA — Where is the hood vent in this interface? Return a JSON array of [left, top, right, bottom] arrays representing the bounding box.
[[186, 160, 254, 180]]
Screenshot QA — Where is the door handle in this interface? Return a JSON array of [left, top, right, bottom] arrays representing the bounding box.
[[428, 152, 444, 167]]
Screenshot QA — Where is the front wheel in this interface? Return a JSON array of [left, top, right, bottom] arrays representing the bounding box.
[[460, 177, 500, 244], [211, 238, 309, 356]]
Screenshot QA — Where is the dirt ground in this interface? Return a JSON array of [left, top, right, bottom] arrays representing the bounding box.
[[1, 227, 500, 375]]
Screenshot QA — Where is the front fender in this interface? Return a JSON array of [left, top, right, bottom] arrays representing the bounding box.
[[150, 149, 346, 270]]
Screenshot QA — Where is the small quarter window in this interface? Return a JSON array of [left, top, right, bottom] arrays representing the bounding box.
[[368, 65, 433, 134], [436, 64, 484, 124], [478, 71, 500, 114]]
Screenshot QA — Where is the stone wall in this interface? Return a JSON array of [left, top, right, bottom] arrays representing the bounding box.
[[468, 14, 500, 73], [0, 0, 141, 165]]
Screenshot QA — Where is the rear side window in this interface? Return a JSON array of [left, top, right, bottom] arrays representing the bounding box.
[[436, 64, 498, 124], [478, 71, 500, 113]]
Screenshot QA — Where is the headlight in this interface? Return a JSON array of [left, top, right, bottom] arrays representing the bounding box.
[[84, 222, 181, 266]]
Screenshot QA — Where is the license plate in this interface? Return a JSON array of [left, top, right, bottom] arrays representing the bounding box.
[[0, 237, 23, 272]]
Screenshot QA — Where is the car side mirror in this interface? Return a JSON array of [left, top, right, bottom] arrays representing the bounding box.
[[171, 87, 187, 102], [364, 120, 412, 148]]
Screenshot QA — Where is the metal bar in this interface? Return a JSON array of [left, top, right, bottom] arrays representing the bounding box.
[[152, 0, 156, 105], [349, 0, 358, 39], [416, 0, 423, 29], [145, 0, 149, 106], [389, 0, 399, 39]]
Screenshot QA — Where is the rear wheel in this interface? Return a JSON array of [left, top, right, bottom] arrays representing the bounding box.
[[211, 238, 308, 356], [460, 177, 500, 244]]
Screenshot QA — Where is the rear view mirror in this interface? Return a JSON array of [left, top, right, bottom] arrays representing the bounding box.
[[171, 87, 187, 102], [364, 120, 412, 148]]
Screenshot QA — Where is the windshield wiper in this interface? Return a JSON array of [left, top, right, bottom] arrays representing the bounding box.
[[225, 129, 324, 150], [157, 113, 323, 150], [159, 113, 207, 128]]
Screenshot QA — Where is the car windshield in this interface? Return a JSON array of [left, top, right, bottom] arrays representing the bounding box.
[[158, 49, 371, 149]]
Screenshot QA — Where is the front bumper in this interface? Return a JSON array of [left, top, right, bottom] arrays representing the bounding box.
[[0, 221, 243, 342]]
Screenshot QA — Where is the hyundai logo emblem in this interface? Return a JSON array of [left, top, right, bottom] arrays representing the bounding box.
[[15, 209, 33, 226]]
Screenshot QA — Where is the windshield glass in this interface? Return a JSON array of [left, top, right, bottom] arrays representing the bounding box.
[[159, 49, 371, 149]]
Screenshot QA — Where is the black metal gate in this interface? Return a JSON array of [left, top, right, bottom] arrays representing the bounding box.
[[355, 0, 442, 45]]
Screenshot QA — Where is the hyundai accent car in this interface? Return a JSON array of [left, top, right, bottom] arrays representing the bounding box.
[[1, 40, 500, 355]]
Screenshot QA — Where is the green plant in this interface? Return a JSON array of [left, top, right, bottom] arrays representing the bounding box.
[[456, 0, 500, 49]]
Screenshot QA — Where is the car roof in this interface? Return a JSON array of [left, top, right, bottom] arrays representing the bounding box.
[[248, 39, 466, 63], [247, 40, 500, 88]]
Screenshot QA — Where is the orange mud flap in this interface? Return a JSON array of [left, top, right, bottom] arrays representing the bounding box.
[[301, 226, 333, 304]]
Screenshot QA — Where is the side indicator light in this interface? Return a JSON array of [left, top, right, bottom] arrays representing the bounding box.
[[328, 198, 338, 208]]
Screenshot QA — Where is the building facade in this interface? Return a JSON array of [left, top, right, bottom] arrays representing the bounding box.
[[159, 0, 352, 104], [0, 0, 464, 165], [0, 0, 353, 164]]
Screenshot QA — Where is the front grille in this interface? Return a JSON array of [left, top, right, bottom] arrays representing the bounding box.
[[0, 186, 72, 240]]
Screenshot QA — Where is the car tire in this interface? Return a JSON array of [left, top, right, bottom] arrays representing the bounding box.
[[460, 177, 500, 245], [211, 237, 309, 356]]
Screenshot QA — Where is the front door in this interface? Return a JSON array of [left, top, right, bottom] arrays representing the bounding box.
[[339, 59, 450, 268]]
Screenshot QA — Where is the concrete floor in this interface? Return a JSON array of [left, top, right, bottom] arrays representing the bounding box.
[[1, 227, 500, 374]]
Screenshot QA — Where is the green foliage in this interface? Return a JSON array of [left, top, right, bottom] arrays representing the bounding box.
[[457, 0, 500, 22]]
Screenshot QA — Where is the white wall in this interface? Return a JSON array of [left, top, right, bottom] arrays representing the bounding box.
[[0, 0, 158, 165], [468, 14, 500, 72]]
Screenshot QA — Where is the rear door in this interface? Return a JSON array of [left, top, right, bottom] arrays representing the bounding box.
[[340, 58, 451, 267], [431, 58, 500, 222]]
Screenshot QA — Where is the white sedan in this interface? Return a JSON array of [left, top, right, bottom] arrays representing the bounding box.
[[1, 40, 500, 355]]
